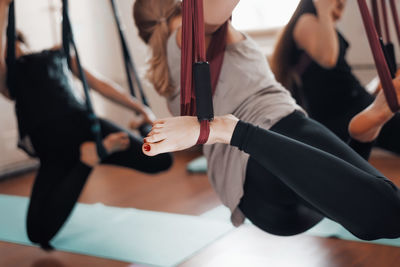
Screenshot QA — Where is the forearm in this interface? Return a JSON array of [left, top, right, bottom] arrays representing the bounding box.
[[0, 62, 9, 99], [314, 11, 339, 67], [295, 13, 339, 68], [71, 56, 147, 114], [0, 2, 10, 98], [317, 16, 338, 64], [0, 1, 9, 64], [90, 76, 147, 114]]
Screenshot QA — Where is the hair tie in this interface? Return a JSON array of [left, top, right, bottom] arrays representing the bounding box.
[[158, 17, 167, 24]]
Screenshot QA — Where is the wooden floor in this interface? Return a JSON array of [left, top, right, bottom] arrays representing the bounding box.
[[0, 149, 400, 267]]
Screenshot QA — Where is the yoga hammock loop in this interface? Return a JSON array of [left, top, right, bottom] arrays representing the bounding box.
[[381, 0, 391, 43], [5, 2, 16, 99], [109, 0, 152, 136], [358, 0, 399, 112], [380, 0, 397, 76], [371, 0, 382, 37], [110, 0, 147, 105], [390, 0, 400, 45], [181, 0, 205, 116], [370, 0, 396, 77], [6, 1, 108, 160], [61, 0, 108, 160], [181, 0, 228, 145]]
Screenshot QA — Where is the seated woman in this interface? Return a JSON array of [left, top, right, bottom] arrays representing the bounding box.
[[134, 0, 400, 241], [0, 0, 172, 250], [270, 0, 400, 152]]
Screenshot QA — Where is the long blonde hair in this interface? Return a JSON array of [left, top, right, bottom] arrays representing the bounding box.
[[133, 0, 181, 97]]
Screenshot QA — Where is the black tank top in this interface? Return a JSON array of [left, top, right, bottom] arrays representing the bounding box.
[[295, 31, 371, 120], [14, 49, 87, 139]]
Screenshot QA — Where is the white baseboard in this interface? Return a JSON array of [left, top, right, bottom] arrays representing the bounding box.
[[0, 160, 39, 180]]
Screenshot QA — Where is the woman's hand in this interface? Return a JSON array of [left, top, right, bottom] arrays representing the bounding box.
[[129, 106, 156, 130], [141, 106, 156, 125]]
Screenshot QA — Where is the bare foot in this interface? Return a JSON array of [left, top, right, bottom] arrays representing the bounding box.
[[103, 132, 130, 154], [80, 132, 130, 166], [129, 117, 143, 130], [142, 114, 239, 156], [349, 78, 400, 142]]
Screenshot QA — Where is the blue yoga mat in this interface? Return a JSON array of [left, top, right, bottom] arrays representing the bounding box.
[[0, 195, 234, 267], [201, 205, 400, 247], [186, 156, 207, 173]]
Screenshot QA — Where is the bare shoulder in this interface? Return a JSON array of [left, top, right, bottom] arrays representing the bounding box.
[[293, 14, 319, 48], [294, 14, 318, 37]]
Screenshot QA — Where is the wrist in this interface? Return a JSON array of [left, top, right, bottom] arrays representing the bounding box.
[[318, 13, 333, 23], [129, 101, 144, 114]]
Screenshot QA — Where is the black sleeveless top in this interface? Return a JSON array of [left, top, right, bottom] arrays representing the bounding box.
[[14, 49, 87, 150], [295, 31, 371, 120]]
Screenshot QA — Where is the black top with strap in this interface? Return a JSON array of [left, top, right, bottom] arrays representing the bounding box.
[[295, 31, 372, 121], [14, 50, 87, 139], [6, 1, 108, 159]]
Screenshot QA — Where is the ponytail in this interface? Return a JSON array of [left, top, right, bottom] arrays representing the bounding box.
[[134, 0, 181, 97]]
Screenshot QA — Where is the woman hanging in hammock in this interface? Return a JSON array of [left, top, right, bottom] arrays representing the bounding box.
[[0, 0, 172, 250], [134, 0, 400, 240], [270, 0, 400, 155]]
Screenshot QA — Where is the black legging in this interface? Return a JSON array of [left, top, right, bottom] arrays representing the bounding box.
[[234, 111, 400, 241], [26, 111, 173, 249]]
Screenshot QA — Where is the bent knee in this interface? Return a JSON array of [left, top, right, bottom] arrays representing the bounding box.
[[352, 216, 400, 241]]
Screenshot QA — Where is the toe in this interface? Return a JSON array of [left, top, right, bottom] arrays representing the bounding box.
[[144, 133, 166, 144], [153, 119, 165, 125], [142, 141, 171, 156]]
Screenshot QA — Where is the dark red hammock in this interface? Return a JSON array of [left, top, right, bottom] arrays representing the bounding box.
[[358, 0, 399, 112], [381, 0, 391, 43], [390, 0, 400, 45], [371, 0, 397, 77], [181, 0, 228, 144], [381, 0, 397, 76], [371, 0, 382, 37]]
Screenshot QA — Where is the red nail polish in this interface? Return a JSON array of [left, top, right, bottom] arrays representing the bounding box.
[[144, 144, 151, 152]]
